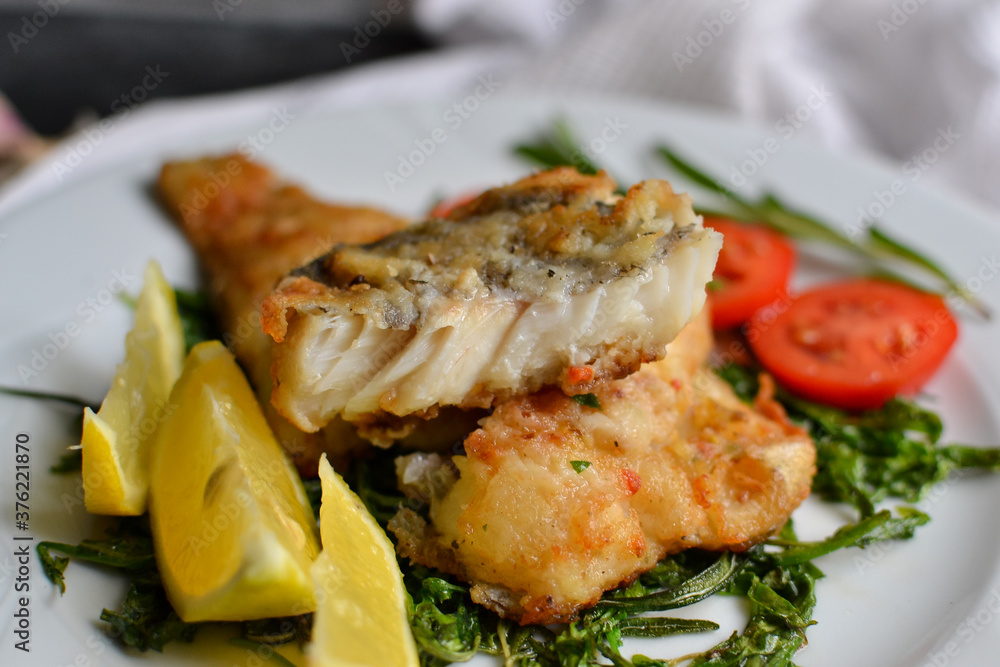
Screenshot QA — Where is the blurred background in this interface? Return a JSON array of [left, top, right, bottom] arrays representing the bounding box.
[[1, 0, 998, 213]]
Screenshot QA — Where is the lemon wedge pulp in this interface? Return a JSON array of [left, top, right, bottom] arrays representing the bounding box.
[[81, 260, 184, 515], [149, 340, 320, 622], [309, 454, 419, 667]]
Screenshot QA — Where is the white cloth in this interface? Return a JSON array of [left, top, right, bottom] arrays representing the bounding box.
[[417, 0, 1000, 215], [2, 0, 997, 219]]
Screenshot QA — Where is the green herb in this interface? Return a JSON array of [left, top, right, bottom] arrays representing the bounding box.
[[573, 393, 602, 410], [514, 117, 603, 177], [35, 516, 309, 653], [227, 638, 302, 667], [118, 291, 138, 309], [407, 571, 484, 664], [173, 287, 219, 352], [50, 448, 83, 473], [716, 362, 1000, 515], [302, 477, 323, 521], [348, 456, 408, 524], [571, 460, 592, 474], [0, 386, 97, 410], [769, 508, 929, 565], [705, 278, 726, 292], [36, 517, 196, 651], [0, 388, 93, 468], [598, 550, 747, 615], [654, 145, 989, 318], [37, 520, 157, 595], [100, 567, 196, 652], [241, 616, 312, 646]]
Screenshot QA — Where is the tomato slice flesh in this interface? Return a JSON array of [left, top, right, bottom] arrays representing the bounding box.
[[704, 218, 796, 329], [748, 279, 958, 409]]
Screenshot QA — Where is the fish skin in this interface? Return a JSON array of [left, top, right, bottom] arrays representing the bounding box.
[[263, 168, 722, 433], [389, 309, 816, 625]]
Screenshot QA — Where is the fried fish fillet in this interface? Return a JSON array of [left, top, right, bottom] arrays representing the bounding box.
[[157, 154, 409, 471], [389, 310, 816, 624], [262, 168, 722, 433]]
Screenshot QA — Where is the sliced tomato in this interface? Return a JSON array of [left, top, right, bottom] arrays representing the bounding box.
[[704, 218, 796, 329], [429, 190, 481, 219], [748, 279, 958, 410]]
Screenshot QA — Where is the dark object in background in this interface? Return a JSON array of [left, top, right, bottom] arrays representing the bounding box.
[[0, 8, 431, 136]]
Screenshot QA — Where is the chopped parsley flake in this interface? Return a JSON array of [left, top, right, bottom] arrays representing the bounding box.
[[572, 393, 602, 410]]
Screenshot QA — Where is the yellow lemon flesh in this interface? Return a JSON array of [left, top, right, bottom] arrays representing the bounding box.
[[308, 454, 419, 667], [149, 340, 320, 622], [82, 260, 184, 515]]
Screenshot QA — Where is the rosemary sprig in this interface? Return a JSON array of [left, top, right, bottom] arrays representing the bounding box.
[[654, 145, 989, 318], [0, 386, 96, 410], [514, 117, 603, 176]]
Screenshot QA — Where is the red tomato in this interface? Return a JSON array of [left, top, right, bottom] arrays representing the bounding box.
[[748, 279, 958, 410], [429, 190, 481, 218], [704, 218, 796, 329]]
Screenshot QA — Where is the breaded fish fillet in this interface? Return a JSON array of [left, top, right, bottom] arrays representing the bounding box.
[[263, 168, 722, 432], [389, 311, 816, 624], [157, 154, 409, 471]]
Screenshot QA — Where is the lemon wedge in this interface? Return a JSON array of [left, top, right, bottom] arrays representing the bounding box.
[[149, 340, 320, 622], [82, 261, 184, 515], [309, 454, 419, 667]]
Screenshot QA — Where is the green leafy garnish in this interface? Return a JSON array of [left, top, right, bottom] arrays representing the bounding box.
[[36, 518, 195, 651], [35, 517, 308, 653], [0, 386, 97, 410], [570, 460, 592, 474], [100, 567, 196, 652], [227, 638, 301, 667], [514, 118, 603, 177], [598, 550, 747, 615], [173, 287, 219, 352], [573, 393, 602, 410], [241, 616, 312, 646], [37, 521, 157, 595], [716, 362, 1000, 515], [769, 508, 929, 565], [50, 448, 83, 473]]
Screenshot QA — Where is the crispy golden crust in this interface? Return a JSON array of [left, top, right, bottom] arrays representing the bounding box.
[[390, 311, 816, 624], [262, 168, 720, 431], [157, 154, 409, 472], [158, 155, 409, 353]]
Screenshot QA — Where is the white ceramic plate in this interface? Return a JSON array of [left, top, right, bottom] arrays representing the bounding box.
[[2, 94, 1000, 667]]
